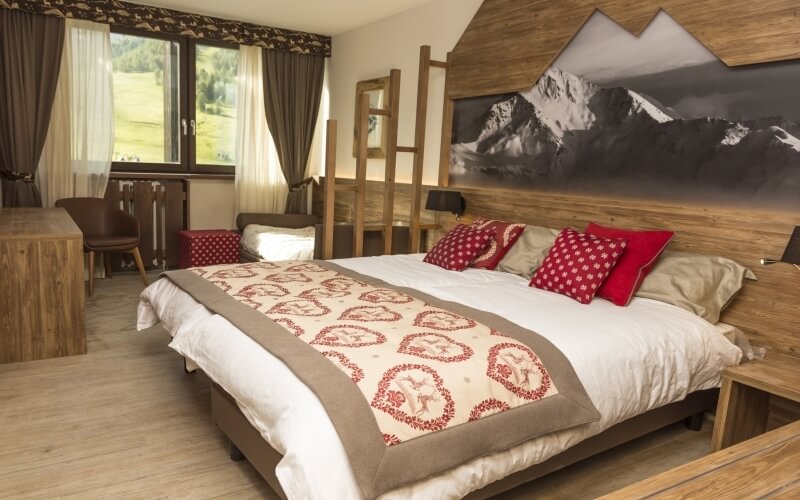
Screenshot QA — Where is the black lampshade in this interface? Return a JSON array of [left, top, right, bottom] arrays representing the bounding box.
[[781, 226, 800, 265], [425, 190, 465, 215]]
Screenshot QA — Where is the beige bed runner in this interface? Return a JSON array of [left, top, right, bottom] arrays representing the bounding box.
[[164, 260, 599, 498]]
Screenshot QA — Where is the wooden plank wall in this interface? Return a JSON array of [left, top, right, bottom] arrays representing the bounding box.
[[430, 0, 800, 356], [104, 179, 187, 270], [447, 0, 800, 99]]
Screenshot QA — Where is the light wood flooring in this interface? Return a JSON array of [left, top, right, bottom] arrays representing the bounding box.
[[1, 272, 715, 499]]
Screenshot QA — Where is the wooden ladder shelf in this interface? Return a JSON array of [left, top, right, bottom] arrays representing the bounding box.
[[322, 45, 449, 259]]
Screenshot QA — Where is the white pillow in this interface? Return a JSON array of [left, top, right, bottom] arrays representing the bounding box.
[[241, 224, 316, 261]]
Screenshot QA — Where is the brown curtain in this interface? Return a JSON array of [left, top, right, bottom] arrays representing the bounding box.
[[0, 9, 65, 207], [263, 49, 325, 214]]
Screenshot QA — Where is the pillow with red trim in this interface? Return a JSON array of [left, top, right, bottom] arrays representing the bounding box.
[[469, 217, 526, 270], [586, 223, 675, 306], [423, 224, 495, 271], [529, 228, 628, 304]]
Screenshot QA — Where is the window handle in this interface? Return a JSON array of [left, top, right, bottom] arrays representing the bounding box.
[[190, 119, 196, 136], [181, 118, 188, 136]]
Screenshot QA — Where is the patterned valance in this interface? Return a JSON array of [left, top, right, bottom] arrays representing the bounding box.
[[1, 0, 331, 57]]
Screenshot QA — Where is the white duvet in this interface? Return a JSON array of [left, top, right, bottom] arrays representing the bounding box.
[[137, 254, 742, 499]]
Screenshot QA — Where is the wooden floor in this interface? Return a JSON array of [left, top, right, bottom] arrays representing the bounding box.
[[0, 272, 714, 499]]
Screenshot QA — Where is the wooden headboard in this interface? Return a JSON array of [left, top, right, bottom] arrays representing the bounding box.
[[440, 189, 799, 357], [430, 0, 800, 355]]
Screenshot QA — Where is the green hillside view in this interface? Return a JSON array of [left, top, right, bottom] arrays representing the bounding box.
[[111, 34, 238, 166]]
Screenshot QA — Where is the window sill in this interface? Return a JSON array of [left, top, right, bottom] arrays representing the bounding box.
[[110, 171, 235, 181]]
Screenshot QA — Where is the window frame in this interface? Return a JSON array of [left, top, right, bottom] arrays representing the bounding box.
[[110, 26, 239, 175]]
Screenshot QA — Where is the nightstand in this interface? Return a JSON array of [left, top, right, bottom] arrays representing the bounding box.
[[711, 353, 800, 451]]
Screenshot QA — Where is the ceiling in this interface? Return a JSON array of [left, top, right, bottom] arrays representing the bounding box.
[[124, 0, 433, 35]]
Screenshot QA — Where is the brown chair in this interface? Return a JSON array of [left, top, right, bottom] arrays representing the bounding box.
[[55, 197, 149, 296]]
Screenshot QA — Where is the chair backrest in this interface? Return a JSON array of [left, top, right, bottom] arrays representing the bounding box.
[[55, 197, 115, 237]]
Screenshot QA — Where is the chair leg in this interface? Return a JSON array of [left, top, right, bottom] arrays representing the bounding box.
[[88, 251, 95, 297], [131, 247, 149, 286], [104, 252, 113, 279]]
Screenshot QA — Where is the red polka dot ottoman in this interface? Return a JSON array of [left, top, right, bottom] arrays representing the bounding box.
[[178, 229, 241, 269]]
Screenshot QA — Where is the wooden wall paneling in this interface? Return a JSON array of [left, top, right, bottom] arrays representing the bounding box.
[[164, 181, 185, 268], [133, 182, 155, 269], [447, 0, 800, 100], [155, 184, 165, 265]]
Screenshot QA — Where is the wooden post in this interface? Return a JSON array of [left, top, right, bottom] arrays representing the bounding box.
[[438, 52, 453, 188], [382, 69, 402, 255], [322, 120, 337, 260], [354, 93, 370, 257], [409, 46, 432, 253]]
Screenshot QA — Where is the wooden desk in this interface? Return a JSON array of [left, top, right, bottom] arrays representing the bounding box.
[[0, 208, 86, 363], [711, 353, 800, 451], [602, 420, 800, 499]]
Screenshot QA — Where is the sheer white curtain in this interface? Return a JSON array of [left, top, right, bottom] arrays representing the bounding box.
[[38, 19, 114, 207], [235, 44, 287, 216], [305, 59, 330, 211]]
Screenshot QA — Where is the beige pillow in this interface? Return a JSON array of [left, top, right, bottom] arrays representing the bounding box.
[[635, 250, 757, 323], [496, 225, 560, 279]]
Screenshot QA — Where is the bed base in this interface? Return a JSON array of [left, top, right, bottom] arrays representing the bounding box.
[[210, 382, 717, 499]]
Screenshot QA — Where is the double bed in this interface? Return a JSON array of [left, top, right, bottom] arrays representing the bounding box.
[[137, 253, 742, 499]]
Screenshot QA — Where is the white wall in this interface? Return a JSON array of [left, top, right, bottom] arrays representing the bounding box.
[[187, 178, 236, 229], [330, 0, 482, 185]]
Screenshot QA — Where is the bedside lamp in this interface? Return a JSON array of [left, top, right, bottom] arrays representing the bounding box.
[[761, 226, 800, 271], [425, 190, 466, 221]]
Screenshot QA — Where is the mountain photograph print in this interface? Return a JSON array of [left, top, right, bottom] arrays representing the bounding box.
[[449, 10, 800, 210]]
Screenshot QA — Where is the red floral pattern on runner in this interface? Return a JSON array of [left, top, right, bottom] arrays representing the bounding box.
[[190, 268, 208, 277], [468, 399, 511, 421], [264, 272, 312, 283], [274, 318, 304, 337], [371, 364, 455, 432], [210, 280, 232, 293], [321, 276, 368, 291], [298, 287, 351, 300], [235, 283, 290, 299], [487, 343, 552, 400], [268, 299, 331, 317], [398, 333, 474, 363], [211, 268, 257, 279], [286, 263, 329, 273], [322, 351, 365, 383], [359, 288, 414, 304], [382, 433, 402, 446], [413, 310, 477, 331], [339, 305, 402, 322], [187, 260, 559, 445], [311, 325, 387, 347]]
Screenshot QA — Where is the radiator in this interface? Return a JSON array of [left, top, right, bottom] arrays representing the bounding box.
[[104, 179, 187, 270]]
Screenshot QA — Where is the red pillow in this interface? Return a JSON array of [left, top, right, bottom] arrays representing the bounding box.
[[424, 224, 495, 271], [586, 223, 674, 306], [469, 217, 526, 270], [529, 228, 627, 304]]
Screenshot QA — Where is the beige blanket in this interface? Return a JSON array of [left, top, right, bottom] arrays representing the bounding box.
[[164, 260, 599, 498]]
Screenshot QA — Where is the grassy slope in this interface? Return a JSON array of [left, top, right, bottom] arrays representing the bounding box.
[[113, 47, 236, 165]]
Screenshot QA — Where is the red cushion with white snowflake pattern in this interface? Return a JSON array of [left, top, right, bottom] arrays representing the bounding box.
[[529, 228, 628, 304], [423, 224, 495, 271], [469, 217, 526, 270]]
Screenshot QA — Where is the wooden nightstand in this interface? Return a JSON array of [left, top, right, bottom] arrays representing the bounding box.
[[711, 353, 800, 451]]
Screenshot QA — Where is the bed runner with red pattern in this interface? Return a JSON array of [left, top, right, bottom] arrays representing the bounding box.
[[164, 260, 599, 499]]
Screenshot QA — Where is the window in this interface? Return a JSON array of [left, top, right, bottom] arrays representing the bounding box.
[[194, 44, 239, 166], [110, 29, 238, 174]]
